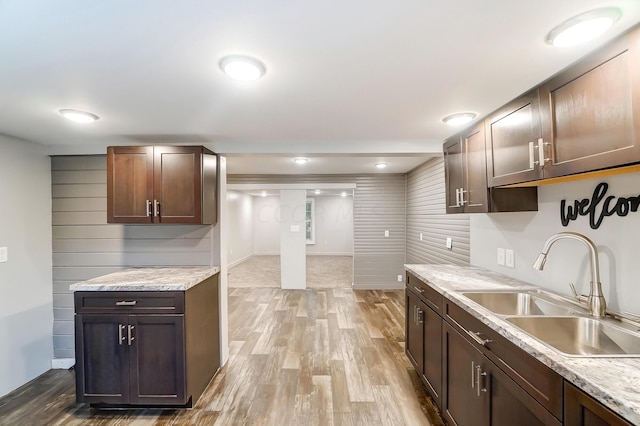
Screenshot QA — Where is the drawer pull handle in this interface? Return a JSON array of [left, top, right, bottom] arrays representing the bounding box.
[[476, 365, 487, 397], [412, 286, 425, 294], [116, 300, 137, 306], [146, 200, 152, 217], [467, 330, 492, 347]]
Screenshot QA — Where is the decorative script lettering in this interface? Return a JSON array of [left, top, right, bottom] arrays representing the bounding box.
[[560, 182, 640, 229]]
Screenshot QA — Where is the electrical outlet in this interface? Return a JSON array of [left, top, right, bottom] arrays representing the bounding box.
[[446, 237, 453, 250], [506, 249, 515, 268], [397, 274, 403, 282], [419, 233, 423, 241], [0, 247, 7, 263], [384, 230, 390, 237], [497, 248, 505, 266]]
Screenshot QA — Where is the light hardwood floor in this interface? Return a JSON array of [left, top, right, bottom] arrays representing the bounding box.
[[0, 288, 444, 425]]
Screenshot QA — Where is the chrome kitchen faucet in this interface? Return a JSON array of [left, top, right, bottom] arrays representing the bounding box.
[[533, 232, 607, 318]]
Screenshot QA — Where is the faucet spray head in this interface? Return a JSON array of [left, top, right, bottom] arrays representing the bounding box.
[[532, 253, 547, 270]]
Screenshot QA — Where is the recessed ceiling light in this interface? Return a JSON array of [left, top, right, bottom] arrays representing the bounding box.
[[442, 112, 476, 126], [59, 109, 99, 123], [375, 162, 388, 169], [261, 191, 267, 197], [314, 189, 321, 195], [293, 157, 309, 164], [546, 8, 621, 47], [219, 55, 266, 81], [341, 191, 347, 197]]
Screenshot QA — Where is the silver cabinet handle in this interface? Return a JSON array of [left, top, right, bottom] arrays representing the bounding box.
[[528, 141, 535, 169], [417, 308, 424, 324], [118, 324, 125, 345], [460, 188, 467, 205], [476, 365, 487, 396], [146, 200, 152, 217], [471, 361, 475, 389], [455, 188, 461, 207], [466, 329, 492, 347], [537, 138, 549, 167], [412, 285, 425, 294], [115, 300, 137, 306], [153, 200, 160, 217], [127, 325, 135, 346]]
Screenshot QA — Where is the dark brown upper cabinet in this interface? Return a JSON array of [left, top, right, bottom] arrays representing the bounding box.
[[107, 146, 217, 224], [485, 89, 544, 187], [539, 27, 640, 179], [444, 123, 537, 214]]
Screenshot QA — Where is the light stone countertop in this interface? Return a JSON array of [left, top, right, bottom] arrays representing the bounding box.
[[69, 266, 220, 292], [405, 264, 640, 425]]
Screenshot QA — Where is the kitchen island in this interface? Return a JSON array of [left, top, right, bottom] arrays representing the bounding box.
[[70, 267, 220, 408], [406, 264, 639, 425]]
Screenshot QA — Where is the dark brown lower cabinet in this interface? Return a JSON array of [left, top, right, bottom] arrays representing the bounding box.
[[74, 274, 220, 408], [405, 286, 442, 408], [75, 314, 186, 405], [442, 322, 561, 426], [564, 382, 633, 426]]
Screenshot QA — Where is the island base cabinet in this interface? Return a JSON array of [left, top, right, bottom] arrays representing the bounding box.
[[564, 382, 633, 426], [442, 323, 561, 426], [75, 314, 186, 406]]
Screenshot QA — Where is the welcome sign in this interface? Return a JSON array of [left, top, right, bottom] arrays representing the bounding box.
[[560, 182, 640, 229]]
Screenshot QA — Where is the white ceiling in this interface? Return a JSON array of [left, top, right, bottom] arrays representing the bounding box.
[[2, 1, 640, 174]]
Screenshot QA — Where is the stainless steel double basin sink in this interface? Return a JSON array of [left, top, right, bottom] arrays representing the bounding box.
[[460, 290, 640, 357]]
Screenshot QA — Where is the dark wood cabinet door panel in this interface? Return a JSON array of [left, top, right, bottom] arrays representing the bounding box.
[[486, 89, 544, 186], [540, 28, 640, 178], [128, 315, 186, 405], [564, 382, 633, 426], [444, 135, 465, 214], [107, 146, 153, 223], [463, 124, 489, 213], [422, 304, 442, 408], [75, 314, 130, 404], [442, 322, 487, 426], [154, 146, 202, 223], [405, 290, 424, 375]]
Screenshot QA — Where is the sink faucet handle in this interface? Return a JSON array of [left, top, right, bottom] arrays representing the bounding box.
[[569, 282, 588, 303]]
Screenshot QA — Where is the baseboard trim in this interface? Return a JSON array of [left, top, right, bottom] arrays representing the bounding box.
[[352, 283, 405, 291], [52, 358, 75, 369], [228, 253, 254, 269], [306, 253, 353, 256]]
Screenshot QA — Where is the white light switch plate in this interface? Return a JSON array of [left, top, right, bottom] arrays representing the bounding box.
[[290, 225, 300, 232], [397, 275, 403, 282], [446, 237, 453, 249], [497, 248, 505, 266], [0, 247, 7, 263], [419, 233, 423, 241], [384, 230, 390, 237], [505, 249, 515, 268]]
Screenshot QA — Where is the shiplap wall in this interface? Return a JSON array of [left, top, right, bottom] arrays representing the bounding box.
[[228, 174, 406, 290], [52, 155, 214, 358], [406, 158, 470, 265]]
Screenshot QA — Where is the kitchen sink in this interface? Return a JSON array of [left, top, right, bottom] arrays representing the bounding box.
[[506, 316, 640, 357], [461, 291, 580, 316]]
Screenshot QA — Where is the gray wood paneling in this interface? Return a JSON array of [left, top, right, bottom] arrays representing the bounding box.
[[51, 155, 214, 358], [229, 174, 406, 289], [406, 158, 470, 266]]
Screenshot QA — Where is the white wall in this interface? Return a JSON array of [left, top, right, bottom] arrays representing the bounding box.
[[227, 192, 254, 266], [471, 172, 640, 314], [0, 136, 53, 397], [279, 190, 306, 289], [306, 196, 353, 255], [254, 195, 282, 255]]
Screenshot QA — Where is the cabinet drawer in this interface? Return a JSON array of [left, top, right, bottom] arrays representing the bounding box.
[[75, 291, 185, 314], [407, 273, 443, 313], [444, 299, 563, 420]]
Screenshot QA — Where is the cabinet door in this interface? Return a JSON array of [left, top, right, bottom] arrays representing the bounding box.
[[128, 315, 186, 405], [564, 382, 633, 426], [405, 290, 424, 375], [153, 146, 202, 223], [540, 30, 640, 179], [422, 304, 442, 409], [442, 322, 487, 426], [107, 146, 154, 223], [485, 359, 561, 426], [485, 90, 544, 186], [443, 136, 465, 214], [462, 124, 489, 213], [75, 314, 130, 404]]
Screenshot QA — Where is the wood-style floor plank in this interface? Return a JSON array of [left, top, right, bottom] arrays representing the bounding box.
[[0, 288, 443, 425]]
